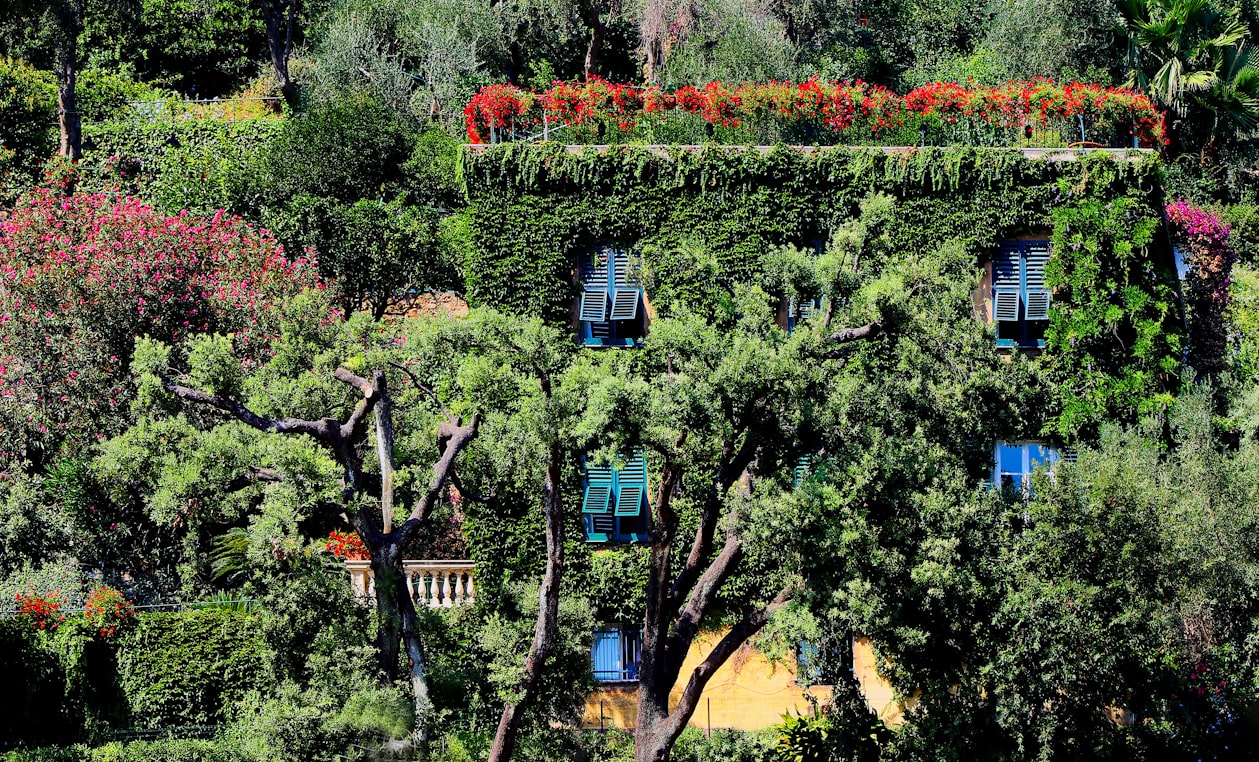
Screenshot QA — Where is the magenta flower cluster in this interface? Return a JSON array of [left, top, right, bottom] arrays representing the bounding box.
[[1166, 201, 1234, 305]]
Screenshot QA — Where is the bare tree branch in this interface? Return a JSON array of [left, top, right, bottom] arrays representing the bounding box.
[[388, 361, 457, 424]]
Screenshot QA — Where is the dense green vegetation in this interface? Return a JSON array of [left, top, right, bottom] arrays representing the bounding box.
[[2, 0, 1259, 760]]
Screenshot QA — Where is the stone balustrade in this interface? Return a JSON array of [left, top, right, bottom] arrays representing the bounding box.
[[346, 560, 476, 608]]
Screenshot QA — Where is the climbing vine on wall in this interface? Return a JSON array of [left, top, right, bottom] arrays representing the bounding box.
[[460, 143, 1180, 438]]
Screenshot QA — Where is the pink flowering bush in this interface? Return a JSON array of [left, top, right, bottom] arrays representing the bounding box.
[[1166, 201, 1234, 375], [0, 188, 326, 458]]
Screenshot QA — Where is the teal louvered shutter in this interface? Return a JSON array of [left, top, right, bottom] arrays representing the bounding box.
[[992, 244, 1021, 323], [1023, 243, 1051, 321], [792, 455, 813, 487], [580, 290, 609, 322], [614, 452, 648, 517], [580, 253, 612, 330], [582, 461, 614, 514], [610, 288, 640, 320]]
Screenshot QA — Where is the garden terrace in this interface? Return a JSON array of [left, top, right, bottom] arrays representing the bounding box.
[[464, 79, 1167, 149]]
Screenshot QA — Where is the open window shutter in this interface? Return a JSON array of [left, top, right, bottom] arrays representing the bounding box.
[[580, 291, 609, 322], [610, 288, 640, 320], [582, 462, 614, 514], [614, 452, 648, 517], [1023, 243, 1051, 321], [793, 455, 814, 487], [610, 248, 629, 287], [591, 629, 621, 681], [580, 252, 612, 327], [992, 244, 1021, 322]]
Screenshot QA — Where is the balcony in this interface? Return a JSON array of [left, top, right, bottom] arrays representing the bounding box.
[[345, 560, 476, 608]]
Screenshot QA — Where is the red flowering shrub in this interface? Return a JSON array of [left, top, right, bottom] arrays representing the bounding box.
[[464, 79, 1166, 148], [84, 584, 134, 638], [0, 189, 326, 456], [15, 589, 64, 631], [326, 530, 368, 560], [1167, 201, 1234, 375]]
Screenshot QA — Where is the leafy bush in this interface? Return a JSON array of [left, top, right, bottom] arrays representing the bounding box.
[[0, 189, 325, 460], [0, 57, 56, 196], [76, 71, 172, 123], [262, 95, 411, 205], [266, 195, 456, 319], [115, 611, 273, 728]]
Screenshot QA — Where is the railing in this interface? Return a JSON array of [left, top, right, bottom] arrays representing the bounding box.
[[346, 560, 476, 608]]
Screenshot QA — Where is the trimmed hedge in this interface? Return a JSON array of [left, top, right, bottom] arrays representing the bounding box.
[[0, 610, 271, 748], [117, 611, 272, 729]]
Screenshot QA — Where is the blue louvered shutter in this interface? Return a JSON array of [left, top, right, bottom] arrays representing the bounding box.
[[580, 252, 612, 341], [614, 452, 648, 517], [1023, 243, 1051, 321], [591, 629, 621, 681], [609, 249, 641, 322], [992, 244, 1021, 323], [583, 460, 614, 515], [793, 455, 814, 487]]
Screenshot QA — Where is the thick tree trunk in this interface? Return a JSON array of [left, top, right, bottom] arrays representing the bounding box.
[[259, 0, 297, 106], [488, 443, 564, 762], [369, 542, 406, 681], [583, 5, 605, 78], [55, 2, 81, 161]]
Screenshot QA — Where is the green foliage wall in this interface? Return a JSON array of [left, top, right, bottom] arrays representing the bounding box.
[[115, 610, 271, 728], [461, 144, 1182, 437]]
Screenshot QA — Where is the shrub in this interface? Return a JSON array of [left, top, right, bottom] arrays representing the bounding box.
[[262, 95, 411, 205], [0, 189, 326, 460], [266, 195, 455, 319], [0, 58, 56, 197], [84, 585, 135, 639], [115, 610, 273, 728], [15, 589, 65, 631]]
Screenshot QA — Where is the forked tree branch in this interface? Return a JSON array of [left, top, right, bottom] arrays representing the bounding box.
[[662, 582, 799, 743]]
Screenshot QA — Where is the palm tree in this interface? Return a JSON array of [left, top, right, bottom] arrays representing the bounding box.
[[1200, 41, 1259, 140], [1116, 0, 1248, 112]]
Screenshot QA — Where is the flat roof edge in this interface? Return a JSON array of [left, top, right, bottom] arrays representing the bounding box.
[[462, 144, 1155, 161]]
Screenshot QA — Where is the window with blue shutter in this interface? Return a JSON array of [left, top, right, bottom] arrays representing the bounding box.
[[795, 632, 853, 685], [992, 241, 1052, 349], [993, 442, 1059, 495], [787, 296, 824, 333], [582, 451, 650, 543], [592, 626, 643, 682], [579, 247, 644, 348]]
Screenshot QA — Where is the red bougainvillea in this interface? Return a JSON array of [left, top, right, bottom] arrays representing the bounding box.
[[15, 589, 64, 631], [326, 530, 368, 560], [463, 78, 1166, 147], [0, 189, 327, 455], [1167, 201, 1234, 375], [85, 584, 134, 638]]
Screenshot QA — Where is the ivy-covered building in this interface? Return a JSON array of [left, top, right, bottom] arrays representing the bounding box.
[[458, 142, 1183, 729]]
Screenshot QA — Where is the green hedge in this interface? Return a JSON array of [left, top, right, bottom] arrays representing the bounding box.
[[116, 611, 272, 729], [0, 610, 271, 749]]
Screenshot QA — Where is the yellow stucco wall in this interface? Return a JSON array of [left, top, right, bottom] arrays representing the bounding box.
[[582, 632, 906, 731]]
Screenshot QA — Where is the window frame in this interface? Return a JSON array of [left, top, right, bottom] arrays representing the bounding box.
[[591, 625, 644, 683], [992, 441, 1060, 495], [582, 452, 650, 544], [579, 246, 644, 348], [991, 240, 1052, 350]]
